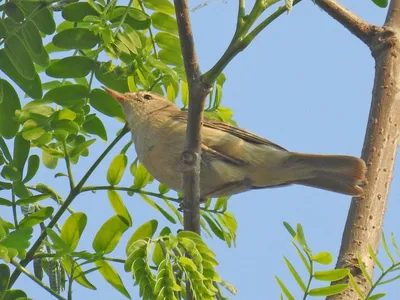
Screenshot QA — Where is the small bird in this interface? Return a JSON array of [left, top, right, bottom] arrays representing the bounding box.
[[104, 87, 367, 198]]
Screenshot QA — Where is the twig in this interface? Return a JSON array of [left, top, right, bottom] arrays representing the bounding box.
[[63, 141, 75, 189], [11, 259, 67, 300], [314, 0, 375, 46], [11, 185, 18, 228], [80, 185, 181, 202], [138, 0, 158, 58]]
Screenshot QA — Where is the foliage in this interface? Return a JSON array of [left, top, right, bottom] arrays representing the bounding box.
[[0, 0, 240, 298], [278, 223, 400, 299]]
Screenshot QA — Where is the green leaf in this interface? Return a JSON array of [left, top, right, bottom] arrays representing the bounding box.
[[159, 49, 183, 66], [13, 133, 30, 173], [155, 32, 180, 51], [3, 289, 28, 300], [46, 228, 71, 253], [19, 207, 54, 228], [151, 12, 178, 35], [1, 165, 21, 182], [82, 115, 108, 141], [368, 245, 384, 271], [201, 212, 224, 240], [5, 2, 24, 22], [382, 232, 395, 264], [311, 252, 333, 265], [1, 227, 33, 254], [368, 293, 387, 300], [95, 66, 129, 93], [371, 0, 388, 8], [152, 227, 171, 266], [107, 190, 132, 227], [283, 222, 296, 238], [348, 273, 364, 299], [143, 0, 175, 15], [139, 194, 176, 224], [0, 197, 12, 207], [283, 257, 306, 292], [275, 276, 295, 300], [12, 181, 31, 198], [42, 151, 58, 169], [61, 256, 96, 290], [46, 56, 97, 78], [61, 213, 87, 252], [181, 81, 188, 107], [314, 269, 349, 281], [22, 21, 49, 67], [16, 194, 50, 206], [0, 50, 42, 99], [62, 2, 100, 22], [0, 79, 21, 139], [295, 223, 309, 251], [0, 264, 10, 297], [22, 155, 40, 183], [53, 28, 99, 50], [95, 259, 131, 299], [5, 34, 36, 80], [107, 154, 128, 185], [132, 163, 152, 189], [43, 84, 89, 106], [0, 137, 12, 162], [125, 219, 158, 255], [21, 4, 55, 35], [92, 215, 129, 254], [68, 139, 96, 158], [89, 88, 125, 121], [308, 284, 348, 296]]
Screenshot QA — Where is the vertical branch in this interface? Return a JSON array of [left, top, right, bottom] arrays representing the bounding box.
[[316, 0, 400, 299], [174, 1, 212, 299], [174, 0, 211, 235]]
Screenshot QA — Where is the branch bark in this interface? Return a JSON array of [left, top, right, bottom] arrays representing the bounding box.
[[314, 0, 400, 299], [173, 1, 211, 299], [314, 0, 376, 46]]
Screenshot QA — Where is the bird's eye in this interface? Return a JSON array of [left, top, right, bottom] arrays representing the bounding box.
[[143, 94, 152, 100]]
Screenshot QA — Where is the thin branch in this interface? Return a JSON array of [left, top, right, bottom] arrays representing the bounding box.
[[11, 259, 67, 300], [63, 141, 75, 189], [385, 0, 400, 26], [9, 126, 129, 288], [11, 185, 18, 228], [174, 0, 201, 84], [203, 0, 301, 85], [314, 0, 375, 46], [138, 0, 158, 58], [80, 185, 181, 202]]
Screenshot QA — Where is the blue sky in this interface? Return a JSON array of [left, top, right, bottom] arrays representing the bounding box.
[[2, 0, 400, 299]]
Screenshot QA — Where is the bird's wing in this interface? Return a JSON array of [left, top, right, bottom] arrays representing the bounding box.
[[171, 111, 287, 166]]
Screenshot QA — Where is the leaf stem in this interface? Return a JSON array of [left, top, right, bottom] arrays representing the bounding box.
[[11, 185, 18, 228], [138, 0, 158, 58], [114, 0, 134, 37], [365, 262, 400, 298], [63, 141, 75, 190], [10, 258, 67, 300], [80, 185, 180, 202], [303, 253, 314, 299]]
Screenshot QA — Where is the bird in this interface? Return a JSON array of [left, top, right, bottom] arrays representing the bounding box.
[[103, 87, 367, 199]]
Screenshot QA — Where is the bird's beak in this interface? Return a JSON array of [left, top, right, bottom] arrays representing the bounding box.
[[102, 86, 126, 103]]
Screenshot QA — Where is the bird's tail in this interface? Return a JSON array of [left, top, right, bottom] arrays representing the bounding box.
[[285, 153, 367, 196]]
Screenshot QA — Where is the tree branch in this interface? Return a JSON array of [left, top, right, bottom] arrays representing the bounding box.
[[327, 0, 400, 298], [174, 0, 209, 237], [314, 0, 376, 46]]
